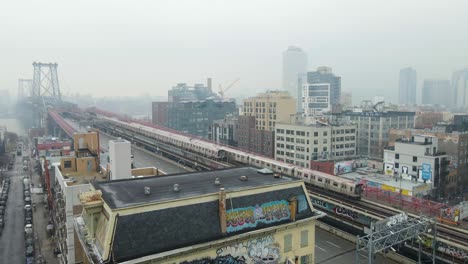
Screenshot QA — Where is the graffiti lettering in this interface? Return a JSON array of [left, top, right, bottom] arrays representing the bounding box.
[[226, 201, 290, 233], [333, 206, 358, 220], [311, 198, 327, 209]]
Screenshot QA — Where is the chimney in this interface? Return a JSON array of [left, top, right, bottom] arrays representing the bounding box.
[[219, 188, 227, 234], [289, 196, 298, 221]]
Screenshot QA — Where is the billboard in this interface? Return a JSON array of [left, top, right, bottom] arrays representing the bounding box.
[[421, 163, 432, 181]]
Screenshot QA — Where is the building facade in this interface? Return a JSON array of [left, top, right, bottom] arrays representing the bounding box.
[[166, 99, 237, 138], [340, 91, 353, 110], [282, 46, 307, 111], [306, 67, 341, 111], [422, 79, 451, 106], [302, 83, 331, 117], [243, 91, 296, 131], [389, 128, 468, 198], [338, 111, 415, 159], [74, 167, 325, 264], [398, 67, 417, 105], [275, 123, 357, 168], [452, 68, 468, 108], [208, 115, 238, 146], [151, 102, 169, 125], [236, 115, 275, 157], [384, 135, 448, 197], [168, 79, 216, 102]]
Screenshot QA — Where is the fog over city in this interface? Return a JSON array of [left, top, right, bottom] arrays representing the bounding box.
[[1, 0, 468, 102]]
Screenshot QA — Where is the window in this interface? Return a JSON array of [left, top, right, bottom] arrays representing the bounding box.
[[300, 255, 313, 264], [64, 160, 72, 168], [395, 162, 399, 168], [413, 156, 417, 162], [314, 132, 318, 136], [284, 234, 292, 252], [412, 166, 417, 172], [300, 230, 309, 247], [395, 153, 399, 159], [323, 131, 328, 136]]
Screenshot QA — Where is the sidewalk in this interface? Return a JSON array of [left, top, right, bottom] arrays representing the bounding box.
[[29, 152, 59, 264]]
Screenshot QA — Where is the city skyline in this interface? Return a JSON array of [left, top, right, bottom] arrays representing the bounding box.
[[0, 0, 467, 103]]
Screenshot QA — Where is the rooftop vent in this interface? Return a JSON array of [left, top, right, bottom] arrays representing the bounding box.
[[214, 178, 221, 186], [239, 175, 248, 181], [144, 187, 151, 195], [173, 184, 180, 192]]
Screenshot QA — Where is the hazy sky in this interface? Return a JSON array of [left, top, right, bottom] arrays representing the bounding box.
[[1, 0, 467, 103]]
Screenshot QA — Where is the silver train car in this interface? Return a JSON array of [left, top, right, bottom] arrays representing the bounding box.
[[100, 117, 226, 159], [225, 148, 363, 199]]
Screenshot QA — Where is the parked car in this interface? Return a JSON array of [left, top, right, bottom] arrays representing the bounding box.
[[24, 191, 30, 197], [0, 217, 4, 227], [24, 224, 33, 234], [25, 237, 34, 247], [25, 245, 34, 257], [24, 197, 31, 204], [24, 204, 32, 211]]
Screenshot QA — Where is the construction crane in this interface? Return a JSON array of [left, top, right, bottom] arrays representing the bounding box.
[[218, 78, 240, 100]]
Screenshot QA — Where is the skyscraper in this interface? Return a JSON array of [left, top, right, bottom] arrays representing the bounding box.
[[452, 68, 468, 108], [282, 46, 307, 112], [398, 67, 417, 105], [422, 79, 451, 106], [303, 67, 341, 117]]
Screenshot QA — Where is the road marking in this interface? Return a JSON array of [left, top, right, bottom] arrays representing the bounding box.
[[315, 245, 326, 252], [326, 241, 341, 248]]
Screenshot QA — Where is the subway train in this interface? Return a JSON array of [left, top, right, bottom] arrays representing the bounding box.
[[99, 116, 363, 199]]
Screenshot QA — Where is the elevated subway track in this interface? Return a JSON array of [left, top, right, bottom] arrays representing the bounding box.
[[94, 120, 232, 171]]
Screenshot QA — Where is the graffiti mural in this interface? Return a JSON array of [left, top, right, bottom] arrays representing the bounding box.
[[420, 236, 468, 261], [226, 200, 290, 233], [297, 195, 308, 213], [181, 235, 281, 264], [310, 197, 372, 226]]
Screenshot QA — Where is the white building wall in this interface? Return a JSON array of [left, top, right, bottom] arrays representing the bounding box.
[[54, 165, 92, 264], [109, 139, 131, 180]]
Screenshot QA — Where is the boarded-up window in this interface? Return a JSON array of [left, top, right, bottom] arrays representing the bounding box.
[[301, 230, 309, 247], [284, 234, 292, 252]]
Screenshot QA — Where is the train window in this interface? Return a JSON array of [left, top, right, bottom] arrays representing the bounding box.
[[311, 175, 315, 180], [236, 155, 240, 158], [261, 161, 264, 165], [333, 182, 338, 187], [256, 160, 259, 164], [304, 174, 309, 178], [341, 184, 347, 189], [325, 180, 330, 184], [298, 172, 302, 176], [318, 178, 323, 182], [284, 169, 288, 172], [350, 187, 353, 192], [272, 165, 276, 169]]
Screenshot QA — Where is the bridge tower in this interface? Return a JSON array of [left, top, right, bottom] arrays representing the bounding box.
[[32, 62, 62, 104], [17, 79, 32, 102]]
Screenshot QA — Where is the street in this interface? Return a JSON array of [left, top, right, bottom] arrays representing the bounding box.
[[0, 154, 25, 264]]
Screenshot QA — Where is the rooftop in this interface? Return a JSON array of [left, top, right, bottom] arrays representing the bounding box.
[[93, 167, 296, 209], [59, 169, 104, 186]]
